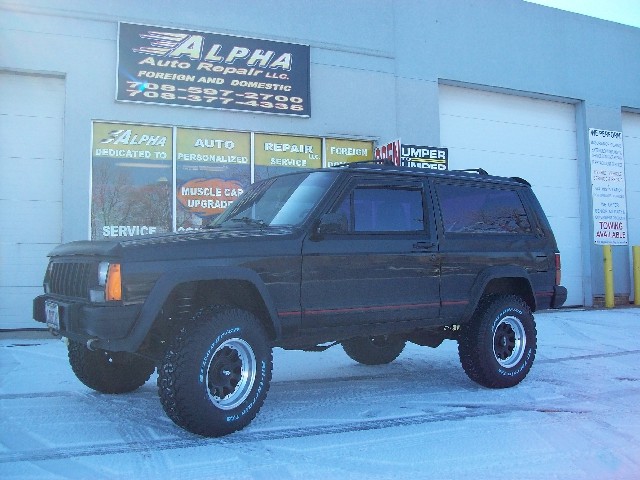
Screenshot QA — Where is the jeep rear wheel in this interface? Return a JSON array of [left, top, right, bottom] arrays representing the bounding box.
[[342, 335, 406, 365], [158, 307, 272, 437], [67, 340, 155, 394], [458, 295, 536, 388]]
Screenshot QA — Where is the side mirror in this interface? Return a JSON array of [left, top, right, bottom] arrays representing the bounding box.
[[316, 212, 348, 236]]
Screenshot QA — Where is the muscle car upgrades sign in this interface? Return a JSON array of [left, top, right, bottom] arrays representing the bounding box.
[[117, 23, 310, 116]]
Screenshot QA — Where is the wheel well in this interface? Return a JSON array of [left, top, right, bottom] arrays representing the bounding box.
[[146, 280, 276, 356], [482, 277, 535, 312]]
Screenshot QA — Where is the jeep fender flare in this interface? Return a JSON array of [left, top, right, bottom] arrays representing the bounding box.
[[461, 266, 536, 323], [128, 266, 282, 351]]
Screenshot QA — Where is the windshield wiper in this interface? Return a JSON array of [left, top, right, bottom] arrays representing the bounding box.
[[230, 217, 267, 228]]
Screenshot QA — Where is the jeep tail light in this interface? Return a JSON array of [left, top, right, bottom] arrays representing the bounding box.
[[555, 253, 561, 285]]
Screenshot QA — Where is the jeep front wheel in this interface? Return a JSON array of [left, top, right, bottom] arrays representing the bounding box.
[[158, 307, 272, 437], [342, 335, 406, 365], [67, 340, 155, 394], [458, 295, 536, 388]]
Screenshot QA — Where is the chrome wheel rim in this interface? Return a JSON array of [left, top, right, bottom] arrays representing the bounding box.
[[206, 338, 256, 410], [493, 316, 526, 368]]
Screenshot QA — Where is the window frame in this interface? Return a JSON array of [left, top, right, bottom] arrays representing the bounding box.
[[327, 176, 430, 236], [433, 180, 535, 237]]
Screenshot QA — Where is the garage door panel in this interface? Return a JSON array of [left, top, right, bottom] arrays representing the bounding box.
[[622, 111, 640, 132], [447, 148, 578, 179], [0, 287, 42, 329], [440, 87, 576, 130], [0, 115, 63, 159], [0, 156, 63, 201], [440, 84, 582, 306], [623, 137, 640, 166], [548, 217, 583, 305], [0, 74, 65, 117], [525, 158, 579, 188], [532, 186, 580, 218], [0, 243, 52, 287], [1, 68, 64, 330], [445, 148, 579, 194], [559, 273, 583, 305], [0, 199, 62, 243], [440, 116, 577, 159], [625, 162, 640, 192]]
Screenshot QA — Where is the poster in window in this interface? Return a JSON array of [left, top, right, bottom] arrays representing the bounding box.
[[91, 122, 173, 239], [176, 128, 251, 230], [401, 144, 448, 170], [325, 138, 374, 167], [254, 133, 322, 182]]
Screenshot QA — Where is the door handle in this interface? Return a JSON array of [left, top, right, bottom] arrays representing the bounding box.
[[413, 241, 435, 251]]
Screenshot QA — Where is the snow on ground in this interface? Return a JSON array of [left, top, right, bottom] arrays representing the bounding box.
[[1, 308, 640, 479]]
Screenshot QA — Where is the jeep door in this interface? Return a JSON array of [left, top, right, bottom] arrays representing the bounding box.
[[300, 175, 440, 334]]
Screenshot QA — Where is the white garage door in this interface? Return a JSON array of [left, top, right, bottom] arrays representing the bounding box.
[[0, 73, 64, 329], [439, 85, 583, 306], [622, 112, 640, 302]]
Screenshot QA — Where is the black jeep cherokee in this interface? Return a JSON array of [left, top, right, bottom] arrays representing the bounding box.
[[34, 163, 567, 437]]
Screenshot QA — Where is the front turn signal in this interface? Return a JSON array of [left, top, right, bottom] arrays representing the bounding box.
[[106, 263, 122, 301]]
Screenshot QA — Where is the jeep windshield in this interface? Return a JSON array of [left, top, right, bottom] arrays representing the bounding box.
[[212, 171, 338, 228]]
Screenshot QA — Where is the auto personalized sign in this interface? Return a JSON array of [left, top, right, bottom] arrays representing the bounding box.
[[117, 23, 310, 116]]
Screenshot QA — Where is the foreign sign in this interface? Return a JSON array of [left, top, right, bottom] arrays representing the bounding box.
[[589, 128, 628, 245], [325, 138, 374, 167], [401, 144, 448, 170], [374, 139, 401, 166], [117, 23, 310, 116]]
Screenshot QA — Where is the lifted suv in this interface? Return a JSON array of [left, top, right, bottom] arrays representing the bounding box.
[[34, 163, 567, 437]]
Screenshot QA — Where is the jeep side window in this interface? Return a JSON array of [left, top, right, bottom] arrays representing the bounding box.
[[335, 186, 425, 233], [437, 183, 532, 234]]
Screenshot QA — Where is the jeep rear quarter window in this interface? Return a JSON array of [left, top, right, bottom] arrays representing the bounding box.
[[436, 183, 532, 235]]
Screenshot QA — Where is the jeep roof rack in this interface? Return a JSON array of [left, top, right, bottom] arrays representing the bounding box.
[[331, 163, 529, 185], [332, 159, 397, 168], [451, 168, 489, 175], [510, 176, 531, 186]]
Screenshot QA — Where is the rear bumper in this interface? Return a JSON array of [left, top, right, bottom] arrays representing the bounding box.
[[550, 285, 568, 309]]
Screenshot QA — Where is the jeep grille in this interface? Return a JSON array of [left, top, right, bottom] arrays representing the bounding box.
[[47, 261, 97, 299]]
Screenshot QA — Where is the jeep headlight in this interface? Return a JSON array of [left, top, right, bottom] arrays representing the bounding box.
[[90, 262, 122, 302]]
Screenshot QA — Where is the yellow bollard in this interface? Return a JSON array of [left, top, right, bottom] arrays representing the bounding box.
[[603, 245, 614, 308], [634, 246, 640, 306]]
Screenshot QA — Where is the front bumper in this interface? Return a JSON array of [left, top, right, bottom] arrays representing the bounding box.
[[33, 295, 141, 348]]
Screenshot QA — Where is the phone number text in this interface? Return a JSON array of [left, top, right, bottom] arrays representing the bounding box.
[[125, 81, 305, 112]]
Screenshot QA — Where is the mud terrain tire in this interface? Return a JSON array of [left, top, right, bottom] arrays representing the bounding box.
[[68, 340, 155, 394], [158, 307, 272, 437], [342, 335, 406, 365], [458, 295, 536, 388]]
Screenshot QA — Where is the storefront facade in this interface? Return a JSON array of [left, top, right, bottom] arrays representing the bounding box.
[[1, 0, 639, 328]]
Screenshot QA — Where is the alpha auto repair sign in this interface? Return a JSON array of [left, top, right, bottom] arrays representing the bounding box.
[[117, 23, 310, 116]]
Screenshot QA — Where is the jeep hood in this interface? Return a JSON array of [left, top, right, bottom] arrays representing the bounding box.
[[48, 226, 298, 261]]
